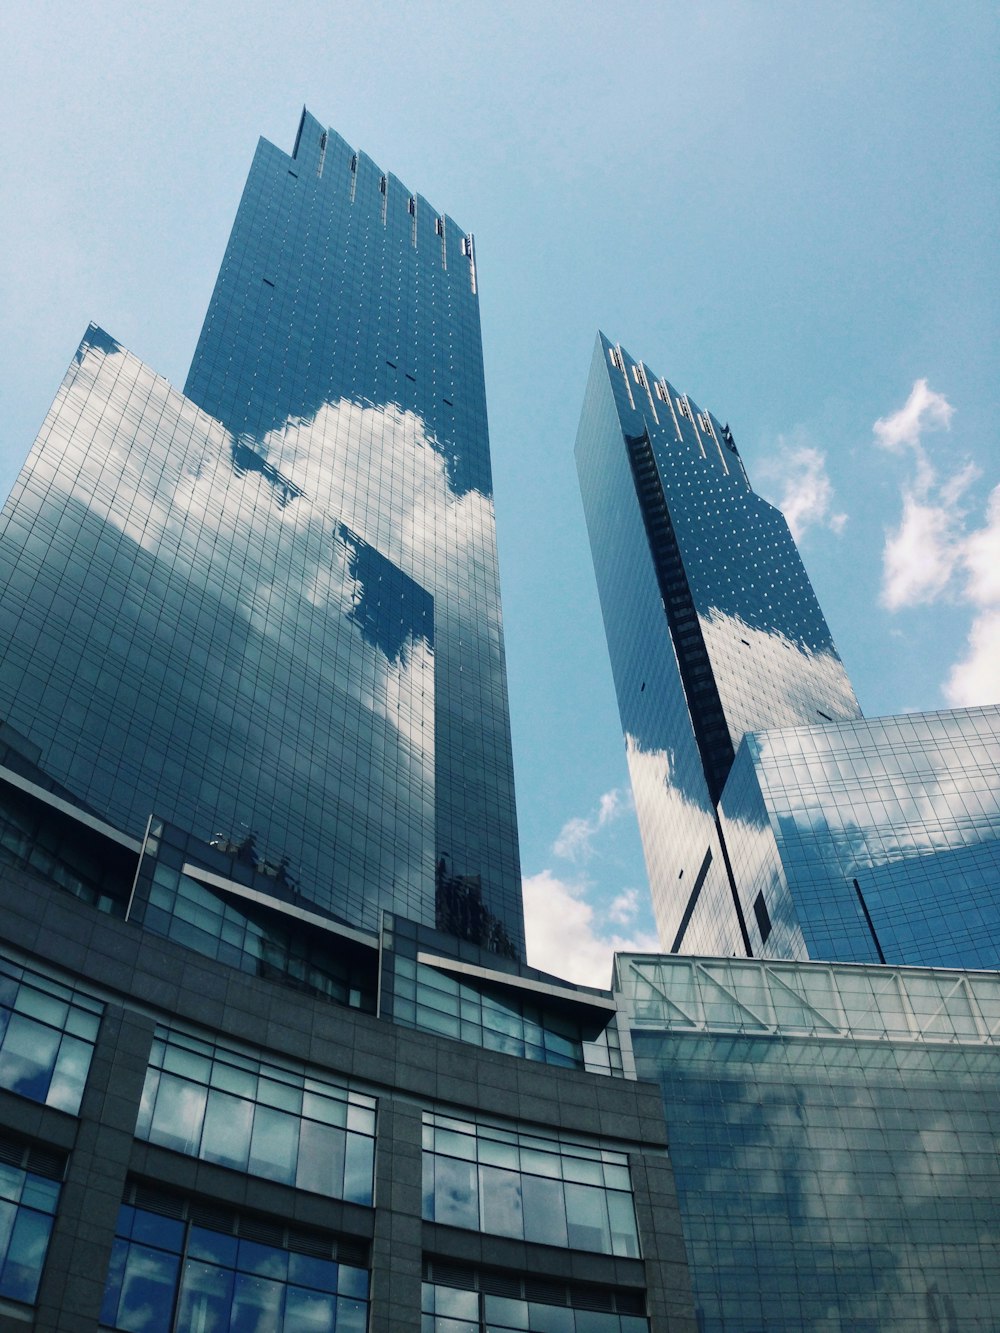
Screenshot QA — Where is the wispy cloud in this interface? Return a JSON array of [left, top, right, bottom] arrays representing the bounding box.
[[873, 378, 954, 453], [875, 378, 969, 611], [759, 437, 846, 543], [524, 789, 656, 986], [522, 870, 658, 988], [944, 484, 1000, 707], [552, 788, 628, 862], [879, 465, 978, 611], [874, 382, 999, 707]]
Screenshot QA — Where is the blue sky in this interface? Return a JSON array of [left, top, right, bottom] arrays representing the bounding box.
[[2, 1, 997, 984]]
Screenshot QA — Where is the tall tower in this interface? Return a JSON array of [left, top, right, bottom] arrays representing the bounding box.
[[576, 334, 861, 955], [0, 111, 523, 954]]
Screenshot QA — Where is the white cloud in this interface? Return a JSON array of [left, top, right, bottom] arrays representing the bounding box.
[[945, 609, 1000, 707], [760, 440, 846, 542], [552, 787, 627, 861], [522, 870, 659, 988], [873, 378, 954, 453], [874, 384, 998, 707], [961, 484, 1000, 607], [943, 484, 1000, 707], [875, 382, 967, 612], [880, 491, 966, 610], [606, 888, 640, 925]]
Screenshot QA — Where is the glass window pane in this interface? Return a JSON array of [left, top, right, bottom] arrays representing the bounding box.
[[484, 1293, 529, 1327], [285, 1285, 336, 1330], [479, 1164, 523, 1239], [432, 1156, 478, 1229], [47, 1035, 92, 1114], [335, 1295, 370, 1332], [99, 1236, 129, 1327], [343, 1129, 374, 1206], [527, 1304, 574, 1333], [231, 1271, 284, 1332], [564, 1182, 610, 1254], [0, 1208, 52, 1303], [175, 1259, 235, 1331], [0, 1014, 59, 1101], [522, 1173, 568, 1248], [248, 1104, 298, 1184], [608, 1191, 640, 1258], [296, 1120, 346, 1198], [149, 1074, 207, 1155], [117, 1244, 181, 1333], [200, 1089, 253, 1170]]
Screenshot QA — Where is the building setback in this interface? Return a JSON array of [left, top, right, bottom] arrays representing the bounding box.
[[0, 114, 696, 1332]]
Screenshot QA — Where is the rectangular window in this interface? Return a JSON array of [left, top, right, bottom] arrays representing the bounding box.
[[100, 1185, 369, 1333], [0, 957, 102, 1114], [0, 1137, 64, 1307], [422, 1262, 648, 1332], [136, 1026, 376, 1204], [391, 955, 622, 1076], [422, 1113, 639, 1257]]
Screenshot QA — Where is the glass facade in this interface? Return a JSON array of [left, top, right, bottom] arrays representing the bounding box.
[[132, 817, 379, 1012], [389, 952, 623, 1075], [137, 1026, 376, 1203], [101, 1193, 368, 1333], [619, 954, 1000, 1331], [720, 704, 1000, 967], [422, 1274, 649, 1332], [0, 955, 102, 1115], [0, 110, 523, 952], [575, 335, 860, 955], [0, 1151, 61, 1306], [422, 1112, 640, 1257]]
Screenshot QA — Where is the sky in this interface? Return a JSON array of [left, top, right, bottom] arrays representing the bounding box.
[[1, 1, 997, 987]]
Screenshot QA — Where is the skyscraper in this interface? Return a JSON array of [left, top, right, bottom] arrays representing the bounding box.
[[0, 114, 697, 1331], [0, 109, 522, 954], [576, 334, 1000, 969], [575, 333, 861, 955]]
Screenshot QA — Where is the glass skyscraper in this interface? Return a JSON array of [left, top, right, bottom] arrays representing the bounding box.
[[0, 110, 522, 953], [0, 113, 699, 1332], [577, 334, 1000, 970], [575, 334, 861, 955]]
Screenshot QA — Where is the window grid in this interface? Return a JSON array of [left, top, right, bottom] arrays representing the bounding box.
[[422, 1113, 640, 1258], [0, 955, 102, 1115], [136, 1025, 376, 1204]]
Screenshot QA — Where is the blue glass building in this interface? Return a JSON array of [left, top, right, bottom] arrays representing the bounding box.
[[576, 335, 1000, 971], [0, 114, 698, 1331], [0, 110, 522, 953], [575, 334, 861, 955], [720, 704, 1000, 968]]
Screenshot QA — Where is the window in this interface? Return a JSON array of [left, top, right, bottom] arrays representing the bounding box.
[[422, 1262, 648, 1332], [136, 1027, 376, 1204], [0, 957, 102, 1114], [0, 1138, 63, 1306], [422, 1113, 640, 1257], [100, 1186, 368, 1333]]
